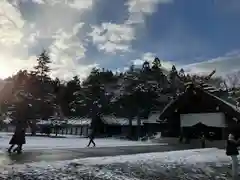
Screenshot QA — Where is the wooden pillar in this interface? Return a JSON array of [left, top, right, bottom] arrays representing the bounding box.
[[222, 127, 225, 140], [80, 127, 82, 135], [179, 126, 184, 143]]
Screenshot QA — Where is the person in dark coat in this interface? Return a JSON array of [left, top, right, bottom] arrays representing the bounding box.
[[8, 123, 26, 154], [87, 128, 96, 147], [87, 102, 102, 147], [226, 133, 240, 180], [200, 134, 206, 148]]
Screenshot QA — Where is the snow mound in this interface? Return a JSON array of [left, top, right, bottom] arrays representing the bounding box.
[[0, 148, 235, 179], [139, 132, 162, 143]]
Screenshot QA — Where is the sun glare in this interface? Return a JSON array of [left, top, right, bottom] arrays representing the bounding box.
[[0, 66, 12, 79]]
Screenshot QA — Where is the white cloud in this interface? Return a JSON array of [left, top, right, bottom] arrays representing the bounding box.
[[30, 0, 95, 11], [67, 0, 94, 11], [0, 0, 176, 80], [181, 50, 240, 77], [132, 59, 144, 66], [0, 1, 24, 46], [51, 63, 99, 81], [32, 0, 45, 4], [132, 52, 156, 65], [26, 30, 40, 44], [125, 0, 173, 25], [89, 23, 135, 54], [0, 0, 97, 80], [132, 50, 240, 78], [89, 0, 171, 54], [142, 52, 156, 61], [0, 1, 35, 78], [98, 41, 131, 54], [49, 24, 88, 79]]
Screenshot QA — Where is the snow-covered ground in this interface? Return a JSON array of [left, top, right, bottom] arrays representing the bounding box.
[[0, 148, 236, 179], [0, 132, 162, 151]]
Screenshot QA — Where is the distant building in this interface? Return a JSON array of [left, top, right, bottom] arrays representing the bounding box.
[[1, 116, 32, 133], [64, 117, 91, 136], [100, 115, 144, 138], [37, 117, 91, 137], [158, 83, 240, 140], [100, 114, 162, 138], [142, 111, 163, 136]]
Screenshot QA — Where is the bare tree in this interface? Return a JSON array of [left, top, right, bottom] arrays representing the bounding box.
[[226, 71, 240, 89]]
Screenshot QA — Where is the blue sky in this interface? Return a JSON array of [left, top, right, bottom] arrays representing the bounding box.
[[0, 0, 240, 80]]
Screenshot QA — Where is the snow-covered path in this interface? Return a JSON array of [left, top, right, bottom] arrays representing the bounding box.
[[0, 144, 193, 165], [0, 148, 236, 180], [0, 132, 235, 179], [0, 132, 161, 151]]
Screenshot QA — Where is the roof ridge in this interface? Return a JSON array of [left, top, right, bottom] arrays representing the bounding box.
[[204, 90, 240, 113]]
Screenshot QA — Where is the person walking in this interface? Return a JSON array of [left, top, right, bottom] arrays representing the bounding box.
[[8, 122, 26, 154], [87, 128, 96, 147], [87, 103, 102, 147], [200, 134, 206, 148], [226, 133, 239, 180]]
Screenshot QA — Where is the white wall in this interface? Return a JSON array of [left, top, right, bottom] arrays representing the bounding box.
[[180, 113, 226, 127]]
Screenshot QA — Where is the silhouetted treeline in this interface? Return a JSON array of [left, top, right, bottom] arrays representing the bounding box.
[[0, 51, 224, 132]]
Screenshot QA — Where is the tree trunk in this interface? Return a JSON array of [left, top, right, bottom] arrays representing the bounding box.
[[137, 112, 141, 140], [128, 116, 133, 139], [55, 127, 58, 136], [30, 123, 37, 136], [55, 129, 58, 136], [31, 129, 36, 136], [26, 120, 36, 136]]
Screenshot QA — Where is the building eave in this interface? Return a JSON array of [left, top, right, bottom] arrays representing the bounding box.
[[158, 86, 240, 122]]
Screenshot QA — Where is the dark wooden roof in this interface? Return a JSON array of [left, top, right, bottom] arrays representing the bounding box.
[[158, 84, 240, 122]]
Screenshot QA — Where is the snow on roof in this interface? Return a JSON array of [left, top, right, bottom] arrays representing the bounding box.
[[37, 117, 91, 126], [37, 117, 92, 125], [206, 91, 240, 113], [209, 89, 220, 93], [102, 116, 143, 126], [201, 83, 209, 87], [203, 86, 216, 90], [36, 120, 52, 125], [159, 85, 240, 121], [2, 117, 12, 124], [198, 82, 221, 93], [65, 117, 91, 126], [37, 117, 66, 126]]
